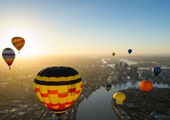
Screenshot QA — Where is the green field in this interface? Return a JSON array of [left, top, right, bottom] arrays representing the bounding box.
[[125, 102, 136, 107]]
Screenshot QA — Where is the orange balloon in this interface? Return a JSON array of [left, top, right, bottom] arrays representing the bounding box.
[[139, 80, 153, 93], [11, 37, 25, 53]]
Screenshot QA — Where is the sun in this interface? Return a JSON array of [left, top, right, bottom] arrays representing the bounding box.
[[4, 25, 41, 57]]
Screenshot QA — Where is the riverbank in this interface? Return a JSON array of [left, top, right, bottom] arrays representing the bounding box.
[[111, 87, 170, 120]]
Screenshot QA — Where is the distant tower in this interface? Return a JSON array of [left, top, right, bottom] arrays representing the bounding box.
[[119, 62, 123, 72], [123, 63, 128, 72], [149, 67, 152, 74], [148, 67, 152, 77], [145, 69, 149, 78], [132, 67, 137, 74], [132, 66, 139, 80], [115, 63, 118, 70]]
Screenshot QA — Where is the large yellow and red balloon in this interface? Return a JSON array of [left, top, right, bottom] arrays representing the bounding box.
[[113, 92, 126, 105], [2, 48, 15, 69], [11, 37, 25, 53], [139, 80, 153, 93], [34, 66, 83, 117]]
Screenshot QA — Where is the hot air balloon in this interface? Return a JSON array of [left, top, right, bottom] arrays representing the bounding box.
[[34, 66, 83, 118], [105, 85, 112, 92], [139, 80, 153, 94], [152, 67, 161, 76], [128, 49, 132, 54], [113, 92, 126, 105], [11, 37, 25, 54], [2, 48, 15, 69], [112, 52, 115, 56]]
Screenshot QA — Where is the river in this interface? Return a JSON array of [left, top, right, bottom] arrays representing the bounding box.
[[76, 81, 170, 120], [76, 58, 170, 120]]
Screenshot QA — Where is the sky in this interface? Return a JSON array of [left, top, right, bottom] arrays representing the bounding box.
[[0, 0, 170, 56]]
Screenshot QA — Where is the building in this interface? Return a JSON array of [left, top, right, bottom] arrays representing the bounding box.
[[145, 69, 149, 78], [18, 112, 25, 116], [130, 66, 133, 75], [123, 63, 128, 72], [115, 63, 118, 70], [130, 66, 139, 80], [132, 67, 137, 74], [149, 67, 152, 74], [26, 87, 29, 93], [119, 62, 123, 72]]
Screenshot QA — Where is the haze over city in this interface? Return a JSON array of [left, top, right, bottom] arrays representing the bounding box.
[[1, 0, 170, 120]]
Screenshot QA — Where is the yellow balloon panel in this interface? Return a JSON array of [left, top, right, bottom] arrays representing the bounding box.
[[73, 81, 82, 101], [39, 85, 51, 105], [58, 86, 68, 105], [47, 86, 59, 104], [67, 85, 75, 103], [34, 83, 44, 102]]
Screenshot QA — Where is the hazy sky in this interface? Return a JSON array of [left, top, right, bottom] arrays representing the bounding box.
[[0, 0, 170, 56]]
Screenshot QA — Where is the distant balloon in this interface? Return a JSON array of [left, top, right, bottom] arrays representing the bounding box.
[[11, 37, 25, 54], [139, 80, 153, 93], [152, 67, 161, 76], [34, 66, 83, 117], [112, 52, 115, 56], [2, 48, 15, 69], [113, 92, 126, 105], [105, 85, 112, 92], [128, 49, 132, 54]]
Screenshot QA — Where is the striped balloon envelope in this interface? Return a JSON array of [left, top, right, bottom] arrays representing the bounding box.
[[152, 67, 161, 76], [11, 37, 25, 54], [2, 48, 15, 69], [34, 66, 83, 117]]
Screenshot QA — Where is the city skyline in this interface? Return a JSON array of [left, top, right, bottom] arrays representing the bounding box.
[[0, 55, 170, 120]]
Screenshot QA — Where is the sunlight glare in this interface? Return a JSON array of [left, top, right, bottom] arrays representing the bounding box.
[[5, 25, 41, 57]]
